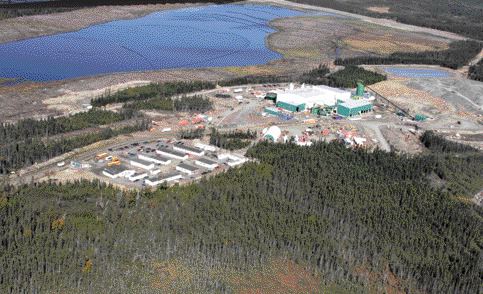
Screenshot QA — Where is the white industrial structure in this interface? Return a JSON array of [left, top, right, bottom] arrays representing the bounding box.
[[176, 163, 199, 175], [195, 158, 219, 170], [275, 85, 351, 108], [102, 166, 135, 179], [218, 153, 247, 167], [173, 145, 205, 156], [128, 172, 148, 182], [130, 159, 155, 170], [156, 147, 189, 160], [138, 154, 171, 165], [195, 142, 217, 152], [145, 172, 183, 187], [262, 126, 282, 142]]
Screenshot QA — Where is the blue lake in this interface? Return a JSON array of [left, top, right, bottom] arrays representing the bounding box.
[[0, 4, 306, 81]]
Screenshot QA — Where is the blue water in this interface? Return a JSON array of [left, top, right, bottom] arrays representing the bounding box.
[[0, 4, 306, 81], [384, 67, 451, 78]]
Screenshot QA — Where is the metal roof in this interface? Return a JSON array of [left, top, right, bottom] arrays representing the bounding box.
[[103, 165, 128, 175], [157, 147, 187, 157], [177, 163, 198, 171], [174, 145, 204, 153], [196, 157, 218, 165], [131, 158, 154, 166]]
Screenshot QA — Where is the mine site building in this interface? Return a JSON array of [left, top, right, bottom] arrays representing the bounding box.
[[145, 172, 183, 187], [195, 158, 219, 170], [173, 144, 205, 156], [138, 154, 171, 165], [130, 158, 155, 170], [156, 147, 189, 160], [102, 166, 135, 179], [128, 172, 148, 182], [194, 142, 217, 152], [275, 85, 351, 112], [337, 99, 373, 117], [176, 163, 199, 175]]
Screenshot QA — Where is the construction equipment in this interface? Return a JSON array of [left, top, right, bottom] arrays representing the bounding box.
[[107, 157, 121, 167], [95, 153, 108, 160]]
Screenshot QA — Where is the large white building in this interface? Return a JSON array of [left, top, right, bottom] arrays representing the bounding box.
[[102, 166, 135, 179], [145, 172, 183, 187], [173, 144, 205, 156], [176, 163, 199, 175], [156, 147, 189, 160], [130, 159, 155, 170], [275, 85, 352, 110], [138, 154, 171, 165], [195, 158, 219, 170]]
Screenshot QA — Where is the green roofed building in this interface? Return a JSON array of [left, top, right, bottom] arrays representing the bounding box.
[[276, 100, 305, 112], [337, 100, 373, 117]]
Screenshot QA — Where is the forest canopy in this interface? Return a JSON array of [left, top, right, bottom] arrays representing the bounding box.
[[1, 138, 481, 293]]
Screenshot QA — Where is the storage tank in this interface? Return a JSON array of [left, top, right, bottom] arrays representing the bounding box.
[[356, 82, 365, 96], [263, 126, 281, 142]]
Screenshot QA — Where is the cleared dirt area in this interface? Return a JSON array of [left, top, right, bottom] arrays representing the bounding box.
[[366, 6, 390, 14]]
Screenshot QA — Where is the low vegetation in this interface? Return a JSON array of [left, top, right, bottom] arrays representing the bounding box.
[[0, 137, 481, 292], [291, 0, 483, 40], [336, 40, 483, 70]]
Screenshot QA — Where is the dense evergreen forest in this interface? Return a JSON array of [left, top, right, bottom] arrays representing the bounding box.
[[91, 81, 215, 107], [0, 109, 148, 174], [209, 128, 257, 150], [123, 94, 213, 112], [468, 60, 483, 82], [335, 41, 483, 70], [291, 0, 483, 40], [0, 109, 135, 143], [300, 65, 386, 88], [178, 128, 205, 139], [0, 136, 481, 293], [421, 130, 479, 153], [0, 122, 149, 174]]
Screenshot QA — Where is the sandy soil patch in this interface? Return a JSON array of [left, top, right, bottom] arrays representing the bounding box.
[[370, 80, 454, 115], [43, 80, 152, 113], [367, 6, 390, 14]]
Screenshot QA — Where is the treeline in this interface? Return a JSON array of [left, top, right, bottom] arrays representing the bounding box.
[[0, 0, 236, 20], [0, 109, 134, 144], [0, 139, 481, 292], [209, 128, 256, 150], [124, 95, 213, 112], [91, 81, 215, 107], [421, 130, 478, 153], [335, 40, 483, 70], [178, 128, 204, 139], [468, 60, 483, 82], [290, 0, 483, 40], [299, 64, 386, 87], [0, 121, 149, 174], [218, 74, 293, 87]]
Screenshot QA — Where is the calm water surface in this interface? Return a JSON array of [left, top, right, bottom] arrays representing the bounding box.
[[0, 4, 306, 81]]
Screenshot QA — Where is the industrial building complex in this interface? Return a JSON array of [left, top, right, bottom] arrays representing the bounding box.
[[269, 83, 374, 118]]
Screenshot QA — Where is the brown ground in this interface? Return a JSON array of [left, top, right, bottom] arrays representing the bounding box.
[[367, 6, 390, 14]]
